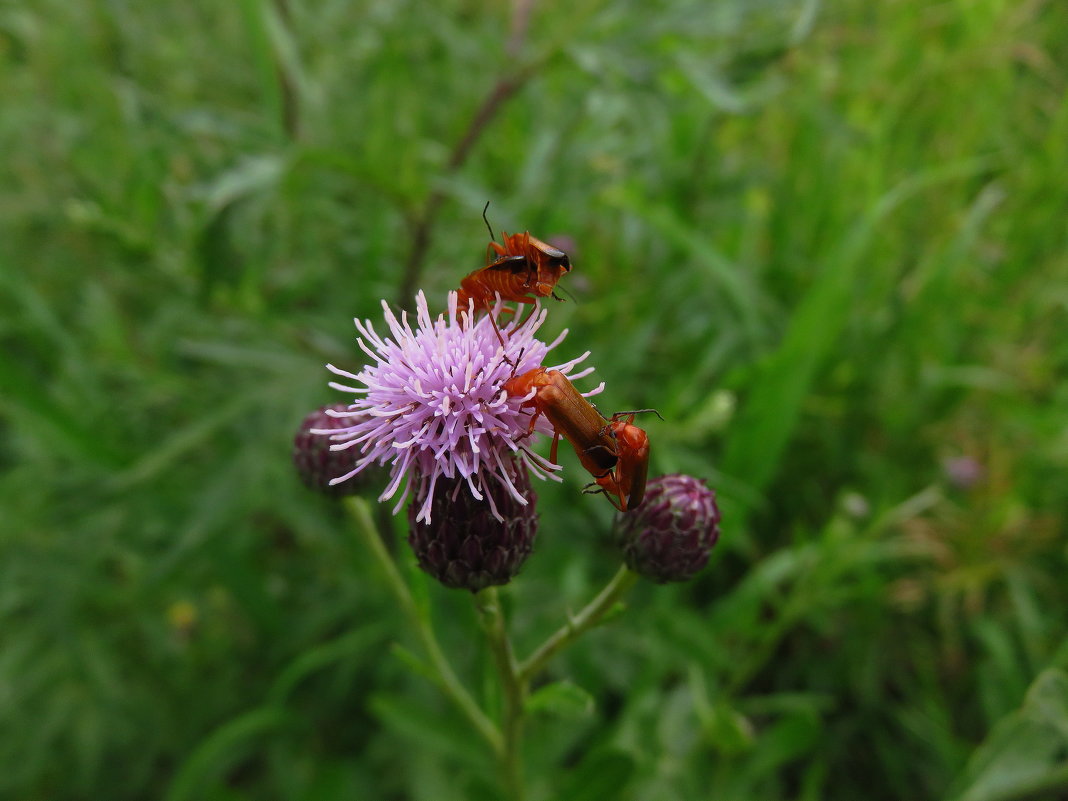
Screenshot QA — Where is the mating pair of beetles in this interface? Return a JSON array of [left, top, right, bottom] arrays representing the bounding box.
[[454, 209, 656, 513]]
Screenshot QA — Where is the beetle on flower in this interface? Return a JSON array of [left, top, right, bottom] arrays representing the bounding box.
[[315, 291, 602, 524]]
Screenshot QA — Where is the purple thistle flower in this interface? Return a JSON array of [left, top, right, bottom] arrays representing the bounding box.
[[317, 291, 601, 524]]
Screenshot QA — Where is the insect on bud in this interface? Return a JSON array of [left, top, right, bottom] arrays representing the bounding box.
[[407, 461, 538, 592], [613, 474, 721, 583], [293, 405, 370, 497]]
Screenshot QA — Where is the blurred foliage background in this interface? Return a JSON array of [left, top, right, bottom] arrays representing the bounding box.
[[2, 0, 1067, 798]]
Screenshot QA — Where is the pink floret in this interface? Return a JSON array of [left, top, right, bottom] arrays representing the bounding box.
[[315, 291, 602, 523]]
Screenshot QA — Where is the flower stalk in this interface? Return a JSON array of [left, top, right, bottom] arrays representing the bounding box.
[[344, 496, 503, 755], [344, 495, 643, 798], [475, 587, 527, 801], [518, 565, 639, 683]]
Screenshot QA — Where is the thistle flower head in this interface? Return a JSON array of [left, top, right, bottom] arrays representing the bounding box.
[[613, 473, 721, 583], [293, 404, 373, 497], [408, 458, 538, 592], [318, 291, 599, 523]]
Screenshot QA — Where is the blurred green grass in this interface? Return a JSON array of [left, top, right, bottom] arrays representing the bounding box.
[[1, 0, 1067, 799]]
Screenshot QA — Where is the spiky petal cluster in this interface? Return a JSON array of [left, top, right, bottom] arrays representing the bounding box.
[[613, 474, 721, 583], [319, 291, 599, 523], [293, 404, 373, 497], [408, 459, 538, 592]]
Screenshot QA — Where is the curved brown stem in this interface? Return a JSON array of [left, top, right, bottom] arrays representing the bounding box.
[[395, 3, 542, 308]]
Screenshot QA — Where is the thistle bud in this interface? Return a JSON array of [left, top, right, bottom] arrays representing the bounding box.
[[293, 405, 368, 497], [613, 474, 720, 583], [407, 462, 538, 592]]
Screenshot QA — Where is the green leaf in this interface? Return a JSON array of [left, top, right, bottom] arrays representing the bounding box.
[[525, 681, 595, 720], [949, 669, 1068, 801], [699, 698, 755, 755]]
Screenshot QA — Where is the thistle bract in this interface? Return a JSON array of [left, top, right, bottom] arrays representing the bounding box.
[[293, 405, 371, 497], [408, 460, 538, 592], [613, 474, 721, 583]]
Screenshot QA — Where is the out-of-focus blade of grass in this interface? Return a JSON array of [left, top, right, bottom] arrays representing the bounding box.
[[719, 157, 995, 532], [788, 0, 821, 44], [164, 707, 290, 801], [0, 353, 126, 469], [236, 0, 288, 142], [194, 153, 286, 303], [173, 336, 315, 373], [104, 394, 255, 491], [368, 693, 492, 768], [266, 624, 388, 707], [610, 188, 770, 348], [260, 0, 313, 115], [554, 750, 636, 801]]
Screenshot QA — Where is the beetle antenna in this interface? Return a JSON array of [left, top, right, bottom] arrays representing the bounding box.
[[503, 346, 526, 380], [613, 408, 665, 421], [551, 285, 578, 305], [482, 201, 496, 242]]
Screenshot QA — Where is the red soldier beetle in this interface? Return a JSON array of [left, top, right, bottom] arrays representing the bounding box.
[[504, 369, 660, 512], [585, 410, 660, 512], [503, 367, 618, 480], [484, 230, 571, 303], [454, 205, 573, 332]]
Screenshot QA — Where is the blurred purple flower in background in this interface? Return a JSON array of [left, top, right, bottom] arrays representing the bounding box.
[[943, 456, 984, 490]]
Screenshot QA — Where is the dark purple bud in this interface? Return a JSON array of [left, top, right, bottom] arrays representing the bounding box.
[[613, 474, 721, 583], [293, 405, 369, 497], [408, 462, 538, 592]]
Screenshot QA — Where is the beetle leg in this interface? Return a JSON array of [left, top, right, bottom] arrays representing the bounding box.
[[549, 431, 561, 464], [581, 481, 625, 511], [486, 313, 507, 350], [521, 405, 543, 439], [486, 240, 506, 264]]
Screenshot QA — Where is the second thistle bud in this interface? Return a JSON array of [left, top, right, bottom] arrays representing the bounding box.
[[293, 405, 369, 497], [408, 462, 538, 592], [613, 473, 721, 583]]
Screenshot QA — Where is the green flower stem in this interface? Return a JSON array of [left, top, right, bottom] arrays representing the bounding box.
[[518, 565, 639, 684], [475, 587, 526, 801], [344, 497, 503, 756]]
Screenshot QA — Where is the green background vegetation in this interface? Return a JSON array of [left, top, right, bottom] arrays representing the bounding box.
[[2, 0, 1067, 798]]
